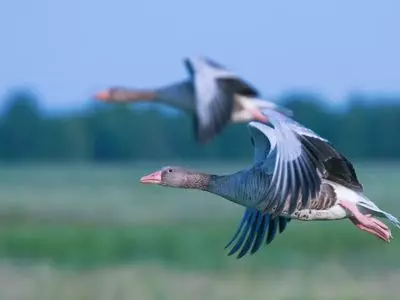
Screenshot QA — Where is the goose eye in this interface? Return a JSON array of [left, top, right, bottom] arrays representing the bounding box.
[[168, 169, 173, 173]]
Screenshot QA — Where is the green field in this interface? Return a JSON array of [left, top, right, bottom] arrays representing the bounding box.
[[0, 162, 400, 299]]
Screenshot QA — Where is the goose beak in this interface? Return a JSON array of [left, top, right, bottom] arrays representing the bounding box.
[[94, 89, 111, 101], [251, 109, 268, 123], [140, 170, 163, 184]]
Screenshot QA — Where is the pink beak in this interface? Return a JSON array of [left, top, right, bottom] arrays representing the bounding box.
[[250, 109, 268, 123], [140, 170, 163, 184]]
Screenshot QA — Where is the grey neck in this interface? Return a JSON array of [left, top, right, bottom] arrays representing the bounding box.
[[155, 81, 196, 113], [205, 168, 271, 208], [180, 173, 212, 190]]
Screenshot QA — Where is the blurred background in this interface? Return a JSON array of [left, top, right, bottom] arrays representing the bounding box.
[[1, 1, 400, 299]]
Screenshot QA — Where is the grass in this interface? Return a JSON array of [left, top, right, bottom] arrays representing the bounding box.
[[0, 162, 400, 299], [0, 262, 399, 300], [1, 219, 400, 272]]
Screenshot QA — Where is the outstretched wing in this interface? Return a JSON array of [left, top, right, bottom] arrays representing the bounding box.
[[225, 109, 363, 258], [185, 56, 259, 144], [224, 208, 290, 258], [267, 112, 363, 192], [247, 110, 324, 216]]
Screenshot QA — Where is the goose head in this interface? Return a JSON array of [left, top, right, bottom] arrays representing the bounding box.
[[140, 166, 210, 189]]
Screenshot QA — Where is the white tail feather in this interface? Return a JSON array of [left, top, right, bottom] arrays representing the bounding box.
[[385, 213, 400, 229], [357, 199, 400, 229]]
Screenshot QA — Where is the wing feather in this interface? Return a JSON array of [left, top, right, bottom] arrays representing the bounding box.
[[249, 109, 363, 217], [247, 112, 324, 216], [185, 57, 259, 143], [276, 114, 363, 192], [250, 213, 270, 254], [225, 209, 290, 258], [226, 107, 361, 258]]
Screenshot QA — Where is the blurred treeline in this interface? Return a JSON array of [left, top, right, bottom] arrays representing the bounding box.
[[1, 88, 399, 162]]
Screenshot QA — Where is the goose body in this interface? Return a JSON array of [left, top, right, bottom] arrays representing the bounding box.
[[140, 109, 400, 258], [94, 56, 292, 143]]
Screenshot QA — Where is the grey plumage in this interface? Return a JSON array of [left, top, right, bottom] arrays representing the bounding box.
[[141, 108, 366, 258], [222, 109, 361, 258], [97, 56, 293, 143], [158, 56, 261, 143], [248, 110, 325, 216]]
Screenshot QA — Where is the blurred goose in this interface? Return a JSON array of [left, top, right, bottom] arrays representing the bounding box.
[[94, 56, 292, 143], [140, 109, 400, 258]]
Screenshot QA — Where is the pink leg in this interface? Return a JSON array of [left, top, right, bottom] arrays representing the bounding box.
[[338, 200, 392, 242]]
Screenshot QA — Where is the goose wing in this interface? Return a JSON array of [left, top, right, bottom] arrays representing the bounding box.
[[247, 109, 324, 216], [185, 56, 259, 143], [224, 208, 290, 258], [272, 114, 363, 192], [225, 110, 363, 258], [225, 109, 323, 258]]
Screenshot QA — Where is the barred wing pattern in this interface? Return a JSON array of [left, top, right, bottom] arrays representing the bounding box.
[[250, 110, 324, 216]]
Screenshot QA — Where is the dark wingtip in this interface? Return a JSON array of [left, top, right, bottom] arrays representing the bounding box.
[[250, 214, 269, 255], [225, 213, 291, 259], [226, 209, 256, 257], [236, 212, 264, 258], [278, 217, 288, 233], [224, 210, 250, 250], [266, 218, 278, 245]]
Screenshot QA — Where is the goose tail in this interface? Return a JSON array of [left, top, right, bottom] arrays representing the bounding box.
[[385, 212, 400, 229]]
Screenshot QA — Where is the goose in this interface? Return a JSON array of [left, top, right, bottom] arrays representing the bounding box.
[[139, 109, 400, 258], [93, 56, 293, 143]]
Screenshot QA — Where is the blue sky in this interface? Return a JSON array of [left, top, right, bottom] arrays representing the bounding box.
[[1, 0, 399, 110]]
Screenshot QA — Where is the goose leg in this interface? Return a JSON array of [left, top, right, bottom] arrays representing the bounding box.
[[338, 201, 392, 242]]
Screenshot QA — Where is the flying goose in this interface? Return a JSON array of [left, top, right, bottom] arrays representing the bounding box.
[[139, 109, 400, 258], [94, 56, 292, 143]]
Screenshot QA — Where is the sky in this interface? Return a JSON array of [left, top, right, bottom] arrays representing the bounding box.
[[1, 0, 400, 110]]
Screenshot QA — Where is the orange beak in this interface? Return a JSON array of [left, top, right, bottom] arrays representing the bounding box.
[[140, 170, 163, 184], [94, 90, 111, 101]]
